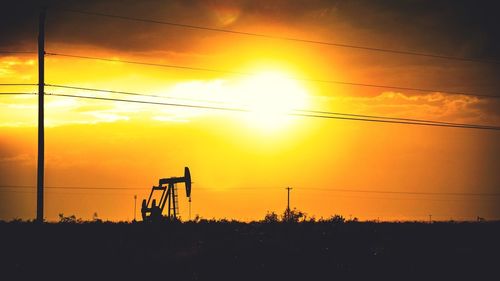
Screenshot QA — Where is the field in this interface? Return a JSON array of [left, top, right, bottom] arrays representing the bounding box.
[[1, 221, 499, 280]]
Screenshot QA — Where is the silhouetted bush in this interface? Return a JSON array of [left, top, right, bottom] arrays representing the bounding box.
[[193, 214, 201, 223], [92, 212, 103, 223], [323, 214, 345, 224], [58, 213, 82, 223], [282, 208, 305, 223], [263, 211, 279, 223]]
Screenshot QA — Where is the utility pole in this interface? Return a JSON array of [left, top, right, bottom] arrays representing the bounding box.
[[133, 195, 137, 222], [189, 197, 191, 221], [429, 214, 432, 224], [286, 187, 292, 210], [36, 8, 46, 223], [285, 187, 292, 220]]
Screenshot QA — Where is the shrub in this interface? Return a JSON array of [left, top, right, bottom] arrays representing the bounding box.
[[92, 212, 103, 223], [326, 214, 345, 224], [263, 211, 279, 223], [282, 208, 305, 223], [58, 213, 82, 223]]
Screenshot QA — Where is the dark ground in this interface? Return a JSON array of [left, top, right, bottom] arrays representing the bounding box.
[[1, 221, 499, 280]]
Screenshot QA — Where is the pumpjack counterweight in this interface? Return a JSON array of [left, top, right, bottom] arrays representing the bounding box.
[[141, 167, 191, 222]]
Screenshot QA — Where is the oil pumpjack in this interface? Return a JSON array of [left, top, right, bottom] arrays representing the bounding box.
[[141, 167, 191, 222]]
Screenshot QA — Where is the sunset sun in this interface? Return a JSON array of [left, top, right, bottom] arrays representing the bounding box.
[[237, 71, 309, 131]]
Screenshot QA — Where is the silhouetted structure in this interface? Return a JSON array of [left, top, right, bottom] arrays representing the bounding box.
[[284, 187, 293, 222], [141, 167, 192, 222], [133, 195, 137, 222], [36, 8, 45, 223]]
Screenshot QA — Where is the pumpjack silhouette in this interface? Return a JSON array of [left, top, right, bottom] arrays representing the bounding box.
[[141, 167, 191, 222]]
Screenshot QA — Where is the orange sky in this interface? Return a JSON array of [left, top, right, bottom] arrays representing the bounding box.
[[1, 1, 500, 222]]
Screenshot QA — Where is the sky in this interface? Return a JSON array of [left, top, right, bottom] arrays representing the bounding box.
[[1, 0, 500, 222]]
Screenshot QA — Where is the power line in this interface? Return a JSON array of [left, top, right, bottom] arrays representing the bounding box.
[[3, 83, 497, 130], [0, 92, 36, 95], [0, 83, 38, 86], [45, 83, 499, 129], [46, 52, 499, 99], [49, 91, 500, 130], [45, 83, 215, 104], [54, 9, 500, 65], [0, 185, 144, 191], [1, 185, 499, 197], [292, 111, 500, 130], [48, 92, 247, 112], [0, 51, 36, 54], [1, 188, 494, 203], [0, 189, 142, 197], [300, 187, 500, 197], [46, 52, 247, 75], [0, 85, 37, 94], [295, 109, 496, 128], [45, 92, 500, 131]]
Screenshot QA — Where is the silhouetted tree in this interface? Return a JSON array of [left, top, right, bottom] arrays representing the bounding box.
[[282, 208, 305, 223], [263, 211, 279, 223]]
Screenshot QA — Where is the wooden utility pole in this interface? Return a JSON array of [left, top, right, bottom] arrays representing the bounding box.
[[36, 8, 46, 223], [286, 187, 292, 211], [189, 197, 192, 221], [285, 187, 292, 220], [134, 195, 137, 221]]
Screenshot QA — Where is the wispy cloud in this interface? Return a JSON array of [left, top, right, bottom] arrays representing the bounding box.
[[316, 91, 499, 125]]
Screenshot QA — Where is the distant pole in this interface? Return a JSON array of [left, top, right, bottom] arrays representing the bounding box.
[[429, 214, 432, 224], [133, 195, 137, 221], [285, 187, 292, 220], [286, 187, 292, 210], [189, 197, 191, 221], [36, 8, 46, 223]]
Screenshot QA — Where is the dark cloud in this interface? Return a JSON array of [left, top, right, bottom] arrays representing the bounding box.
[[331, 0, 500, 59], [1, 1, 499, 100], [1, 0, 500, 58]]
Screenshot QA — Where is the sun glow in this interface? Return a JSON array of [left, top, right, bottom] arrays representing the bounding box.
[[154, 70, 311, 132], [237, 71, 309, 131]]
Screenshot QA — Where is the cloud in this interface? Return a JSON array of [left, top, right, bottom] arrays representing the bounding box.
[[1, 0, 499, 58], [1, 1, 499, 126], [0, 153, 32, 164], [0, 56, 36, 82], [320, 91, 500, 125]]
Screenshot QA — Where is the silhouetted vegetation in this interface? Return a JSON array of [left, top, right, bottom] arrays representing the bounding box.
[[58, 213, 82, 223], [322, 214, 346, 224], [1, 218, 499, 280], [262, 211, 279, 223], [282, 207, 306, 222]]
